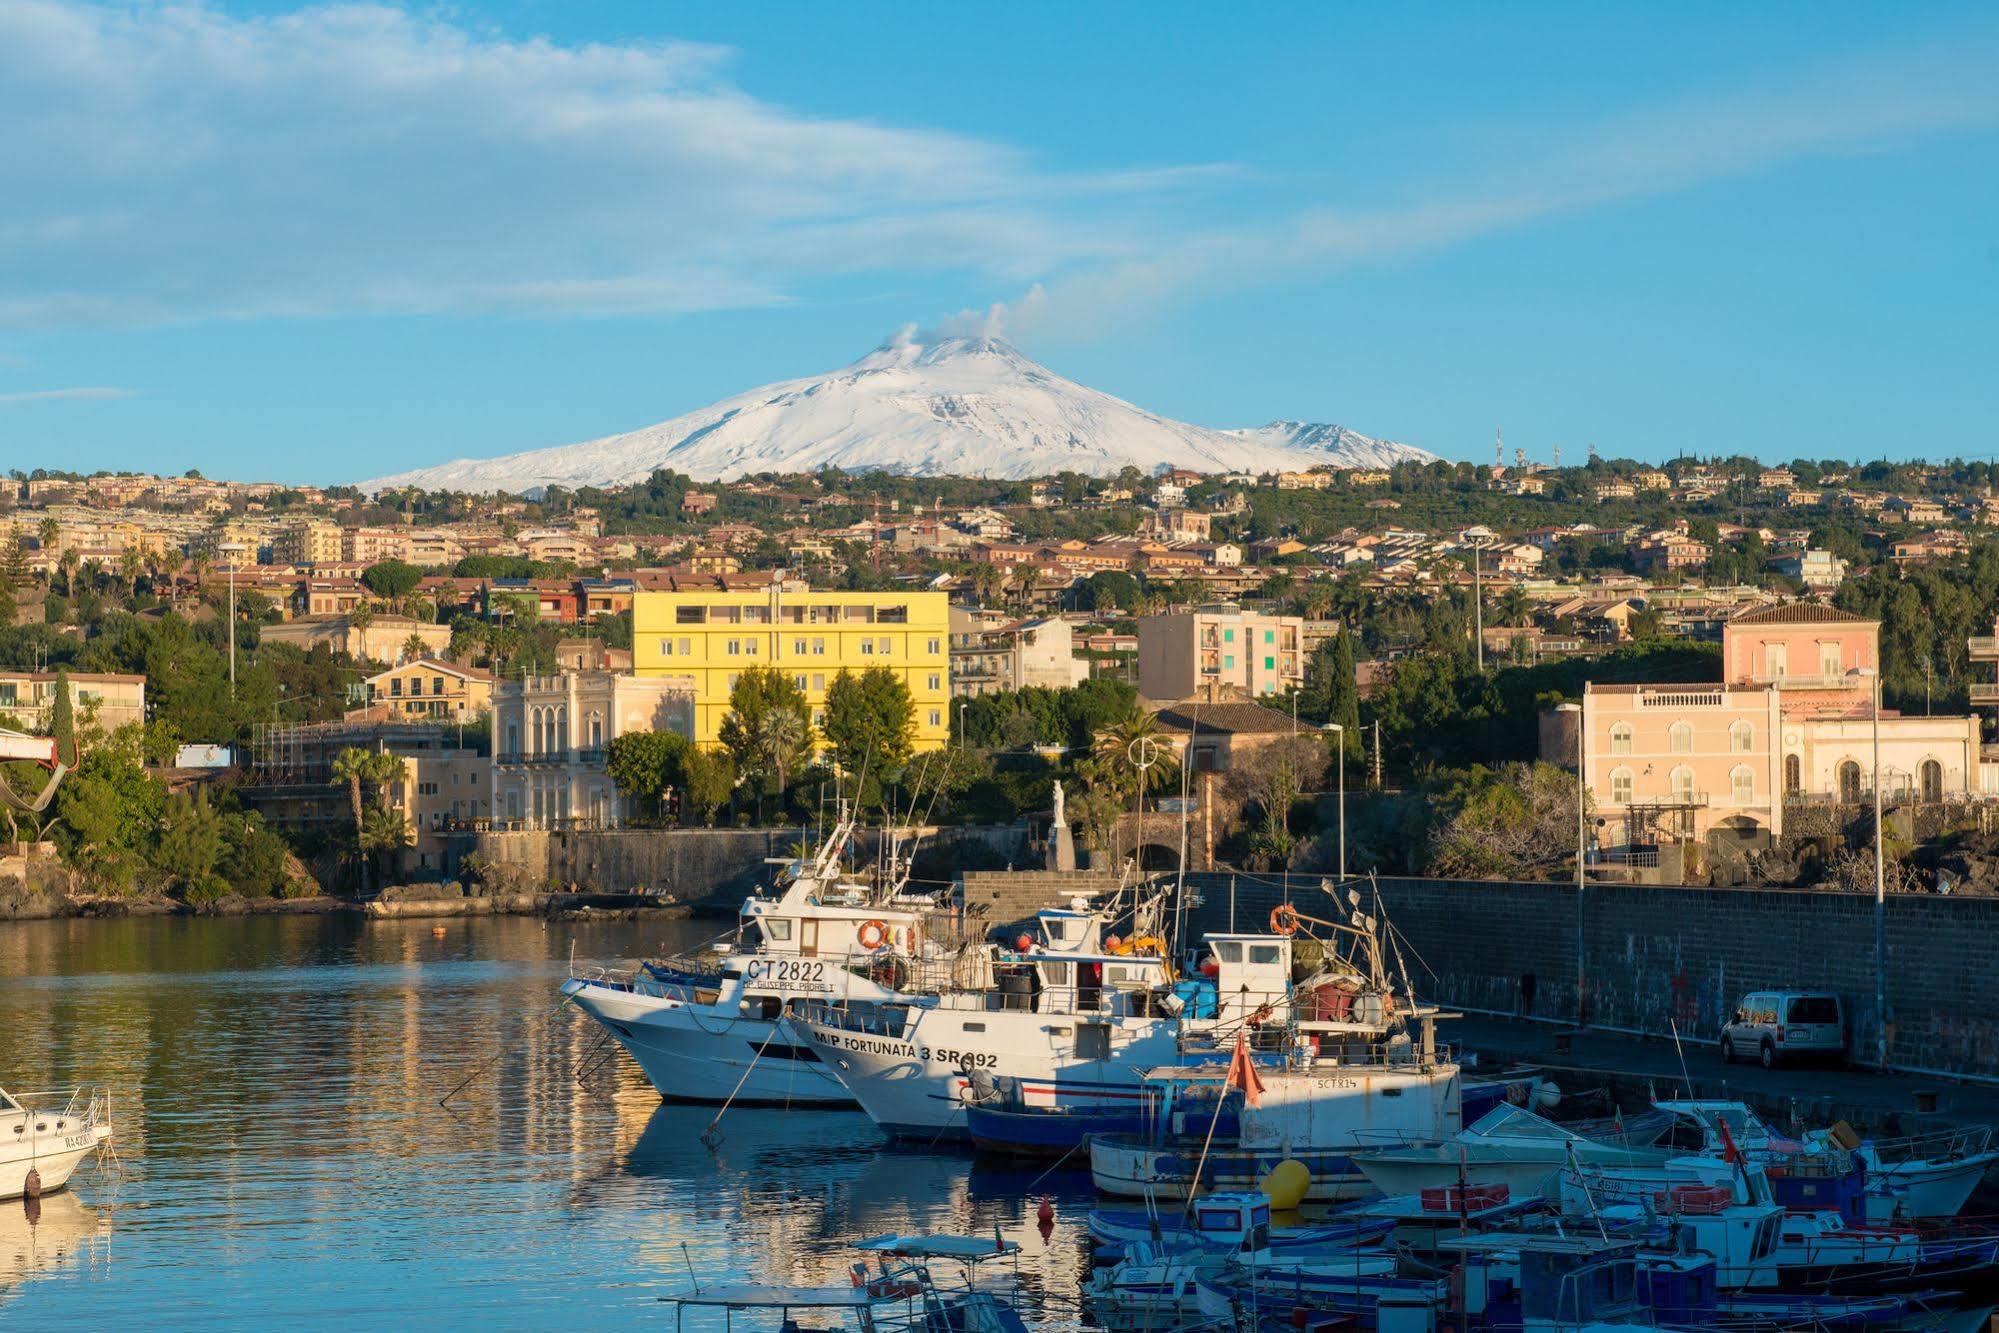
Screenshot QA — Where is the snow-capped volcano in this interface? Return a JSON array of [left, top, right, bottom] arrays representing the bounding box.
[[362, 333, 1434, 492]]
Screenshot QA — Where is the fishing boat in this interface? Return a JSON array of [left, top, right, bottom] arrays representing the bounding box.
[[1090, 892, 1462, 1203], [1086, 1195, 1395, 1257], [562, 811, 947, 1106], [1085, 1190, 1405, 1324], [657, 1233, 1030, 1332], [1349, 1103, 1678, 1202], [0, 1086, 112, 1202], [1653, 1100, 1999, 1222], [788, 882, 1213, 1140]]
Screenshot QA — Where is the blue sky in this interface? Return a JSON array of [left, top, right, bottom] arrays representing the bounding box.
[[1, 1, 1995, 483]]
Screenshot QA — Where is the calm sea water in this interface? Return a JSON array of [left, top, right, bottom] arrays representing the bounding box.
[[0, 915, 1099, 1329]]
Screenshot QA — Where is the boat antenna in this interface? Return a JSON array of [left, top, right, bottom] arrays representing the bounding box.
[[1668, 1016, 1693, 1102], [1564, 1140, 1610, 1242]]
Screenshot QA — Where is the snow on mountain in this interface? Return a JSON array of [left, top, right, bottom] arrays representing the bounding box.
[[362, 332, 1435, 492]]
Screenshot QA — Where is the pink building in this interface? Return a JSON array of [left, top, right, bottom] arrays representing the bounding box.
[[1579, 603, 1984, 871]]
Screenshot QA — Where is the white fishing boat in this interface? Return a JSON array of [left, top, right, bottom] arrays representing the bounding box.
[[562, 812, 949, 1106], [787, 886, 1229, 1140], [0, 1086, 112, 1202], [1349, 1103, 1676, 1201], [1585, 1100, 1998, 1222], [1091, 892, 1462, 1203]]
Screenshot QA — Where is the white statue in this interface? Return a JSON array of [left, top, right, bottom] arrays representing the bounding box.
[[1052, 779, 1067, 827]]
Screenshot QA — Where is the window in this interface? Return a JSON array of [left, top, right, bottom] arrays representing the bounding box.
[[1669, 722, 1693, 754], [928, 709, 941, 727], [794, 638, 807, 655], [765, 919, 793, 941], [726, 673, 739, 690], [1838, 760, 1862, 802], [1920, 758, 1943, 803], [1670, 766, 1696, 800], [1730, 721, 1753, 753], [1784, 754, 1801, 793], [1264, 629, 1274, 644], [744, 638, 758, 656], [1611, 768, 1633, 804], [726, 639, 741, 656], [794, 674, 807, 690], [1224, 654, 1235, 669], [1730, 765, 1754, 804], [675, 606, 706, 624], [1264, 656, 1275, 670], [878, 637, 891, 655], [1214, 942, 1243, 963], [811, 673, 825, 691], [860, 639, 874, 655], [1610, 722, 1633, 755], [1224, 628, 1235, 642], [390, 678, 402, 696], [927, 638, 941, 655], [1765, 641, 1788, 677], [812, 638, 826, 655], [1248, 944, 1281, 966], [1819, 641, 1842, 677], [927, 673, 941, 691], [676, 638, 691, 657]]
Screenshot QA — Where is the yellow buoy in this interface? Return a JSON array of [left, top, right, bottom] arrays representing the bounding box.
[[1260, 1158, 1311, 1210]]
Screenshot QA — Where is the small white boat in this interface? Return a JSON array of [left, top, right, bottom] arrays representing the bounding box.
[[0, 1086, 112, 1202], [1350, 1103, 1675, 1201]]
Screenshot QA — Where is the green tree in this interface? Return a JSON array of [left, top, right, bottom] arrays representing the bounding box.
[[717, 667, 813, 819], [360, 559, 423, 602], [679, 746, 736, 826], [154, 789, 224, 897], [606, 729, 690, 823], [330, 747, 403, 890], [1327, 629, 1361, 763], [820, 666, 916, 795]]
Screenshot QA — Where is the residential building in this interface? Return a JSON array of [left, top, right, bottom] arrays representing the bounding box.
[[1137, 605, 1305, 701], [391, 748, 489, 875], [491, 670, 696, 827], [362, 659, 493, 723], [273, 518, 344, 567], [1575, 603, 1984, 872], [948, 609, 1086, 698], [632, 587, 952, 751], [1149, 700, 1307, 772], [260, 613, 452, 662], [1773, 548, 1848, 591], [0, 671, 147, 735]]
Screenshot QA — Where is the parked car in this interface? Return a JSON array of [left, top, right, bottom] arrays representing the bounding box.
[[1720, 991, 1849, 1068]]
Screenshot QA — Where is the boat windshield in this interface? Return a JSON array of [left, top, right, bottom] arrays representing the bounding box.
[[1465, 1104, 1584, 1141]]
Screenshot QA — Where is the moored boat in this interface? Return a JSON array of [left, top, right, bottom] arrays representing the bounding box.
[[0, 1086, 112, 1202]]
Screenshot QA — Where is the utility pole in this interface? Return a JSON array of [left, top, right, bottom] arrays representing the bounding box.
[[1872, 669, 1888, 1069], [1472, 543, 1484, 672], [219, 542, 246, 697]]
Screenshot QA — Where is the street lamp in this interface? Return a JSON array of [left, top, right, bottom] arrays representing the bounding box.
[[217, 542, 247, 696], [1850, 665, 1888, 1069], [1321, 722, 1345, 883], [1555, 701, 1586, 1026]]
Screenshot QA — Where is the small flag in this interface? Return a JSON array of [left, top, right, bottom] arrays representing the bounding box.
[[1226, 1032, 1265, 1108]]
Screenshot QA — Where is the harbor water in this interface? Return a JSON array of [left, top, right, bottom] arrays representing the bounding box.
[[0, 915, 1100, 1328]]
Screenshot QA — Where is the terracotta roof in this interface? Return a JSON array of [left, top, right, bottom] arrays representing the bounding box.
[[1150, 701, 1304, 736], [1727, 602, 1874, 626]]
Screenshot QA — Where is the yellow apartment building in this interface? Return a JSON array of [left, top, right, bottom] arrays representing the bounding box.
[[633, 588, 951, 751]]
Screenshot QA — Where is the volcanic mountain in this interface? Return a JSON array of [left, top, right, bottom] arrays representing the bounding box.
[[362, 333, 1434, 492]]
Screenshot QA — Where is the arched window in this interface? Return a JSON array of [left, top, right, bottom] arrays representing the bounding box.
[[1611, 767, 1633, 805], [1729, 721, 1753, 753], [1784, 753, 1801, 794], [1837, 760, 1862, 803], [1669, 722, 1694, 754], [1920, 759, 1943, 803], [1670, 766, 1696, 801], [588, 711, 605, 748], [1610, 722, 1633, 756], [1730, 765, 1754, 805], [505, 719, 519, 758]]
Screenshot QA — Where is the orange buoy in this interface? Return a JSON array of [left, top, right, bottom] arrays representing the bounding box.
[[432, 925, 448, 937], [1036, 1196, 1055, 1238], [857, 919, 889, 951]]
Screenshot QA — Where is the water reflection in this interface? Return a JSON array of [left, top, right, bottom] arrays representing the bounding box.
[[0, 915, 1094, 1328]]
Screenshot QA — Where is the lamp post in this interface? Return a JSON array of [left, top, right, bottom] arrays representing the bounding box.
[[218, 542, 246, 697], [1555, 701, 1586, 1025], [1321, 722, 1345, 883]]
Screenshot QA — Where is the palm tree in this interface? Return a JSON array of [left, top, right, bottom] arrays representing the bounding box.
[[331, 748, 371, 882], [37, 516, 59, 560], [331, 748, 407, 891], [118, 547, 143, 601]]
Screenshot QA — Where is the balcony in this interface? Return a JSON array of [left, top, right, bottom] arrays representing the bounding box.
[[1970, 684, 1999, 705], [1968, 637, 1999, 661], [1748, 673, 1861, 690]]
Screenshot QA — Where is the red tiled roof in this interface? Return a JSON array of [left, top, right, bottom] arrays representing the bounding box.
[[1727, 602, 1874, 626]]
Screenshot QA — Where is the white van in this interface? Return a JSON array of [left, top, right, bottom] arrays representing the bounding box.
[[1720, 991, 1848, 1067]]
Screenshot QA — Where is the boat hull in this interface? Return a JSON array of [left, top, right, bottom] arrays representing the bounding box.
[[562, 979, 853, 1107], [1089, 1138, 1374, 1201], [0, 1125, 110, 1201]]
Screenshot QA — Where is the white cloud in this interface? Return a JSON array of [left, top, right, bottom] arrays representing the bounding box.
[[0, 386, 133, 404], [0, 1, 1191, 329]]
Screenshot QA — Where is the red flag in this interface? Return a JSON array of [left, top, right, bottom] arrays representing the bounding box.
[[1226, 1032, 1265, 1108]]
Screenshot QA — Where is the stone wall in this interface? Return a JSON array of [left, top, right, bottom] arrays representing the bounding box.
[[1173, 871, 1999, 1079], [465, 823, 1033, 906]]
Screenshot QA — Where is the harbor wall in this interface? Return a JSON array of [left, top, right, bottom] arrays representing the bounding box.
[[466, 823, 1033, 905], [1180, 873, 1999, 1081]]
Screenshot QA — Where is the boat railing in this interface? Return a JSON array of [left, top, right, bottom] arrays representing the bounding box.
[[6, 1086, 107, 1127], [1868, 1122, 1993, 1164]]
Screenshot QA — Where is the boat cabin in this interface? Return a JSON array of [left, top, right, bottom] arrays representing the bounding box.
[[1440, 1233, 1719, 1331], [1178, 1192, 1272, 1254]]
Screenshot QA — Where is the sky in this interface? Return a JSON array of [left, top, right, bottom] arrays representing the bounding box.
[[0, 1, 1995, 484]]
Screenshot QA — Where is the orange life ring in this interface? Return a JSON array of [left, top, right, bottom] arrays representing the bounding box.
[[858, 920, 888, 951], [1269, 904, 1301, 936]]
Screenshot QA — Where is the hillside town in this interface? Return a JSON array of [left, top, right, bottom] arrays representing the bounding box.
[[4, 451, 1999, 906]]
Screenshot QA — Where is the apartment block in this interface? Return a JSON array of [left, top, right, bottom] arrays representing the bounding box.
[[1136, 605, 1305, 702], [632, 588, 951, 751]]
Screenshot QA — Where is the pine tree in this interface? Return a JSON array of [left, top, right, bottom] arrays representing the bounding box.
[[50, 667, 77, 762], [1329, 630, 1360, 765]]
